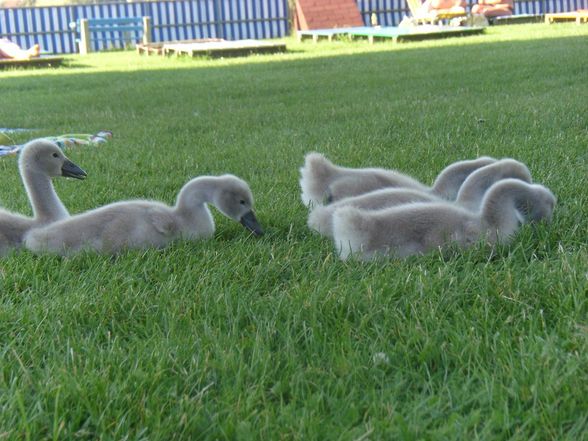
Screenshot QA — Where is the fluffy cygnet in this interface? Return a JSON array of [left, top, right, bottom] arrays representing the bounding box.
[[24, 174, 263, 256], [0, 139, 86, 255], [299, 152, 428, 206], [306, 157, 522, 238], [299, 152, 496, 206], [332, 179, 556, 261]]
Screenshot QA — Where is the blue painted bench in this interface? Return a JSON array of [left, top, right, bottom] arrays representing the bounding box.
[[70, 17, 151, 55]]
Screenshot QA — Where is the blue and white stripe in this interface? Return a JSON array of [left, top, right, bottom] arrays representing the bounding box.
[[1, 0, 289, 54]]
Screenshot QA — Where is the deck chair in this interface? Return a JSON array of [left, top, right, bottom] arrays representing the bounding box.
[[406, 0, 468, 25], [406, 0, 439, 24]]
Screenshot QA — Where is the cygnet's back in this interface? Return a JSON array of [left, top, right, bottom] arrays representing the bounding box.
[[299, 152, 428, 206], [27, 200, 181, 255], [333, 202, 481, 260], [308, 188, 439, 238]]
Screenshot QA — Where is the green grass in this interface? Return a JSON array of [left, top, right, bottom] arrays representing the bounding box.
[[0, 23, 587, 440]]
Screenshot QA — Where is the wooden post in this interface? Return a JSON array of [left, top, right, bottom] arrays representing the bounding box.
[[142, 16, 152, 45], [79, 18, 91, 55]]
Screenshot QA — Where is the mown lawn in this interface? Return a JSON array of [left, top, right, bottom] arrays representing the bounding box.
[[0, 23, 587, 440]]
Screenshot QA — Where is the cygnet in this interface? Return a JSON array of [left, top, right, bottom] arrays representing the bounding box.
[[299, 152, 496, 206], [332, 179, 556, 261], [25, 174, 262, 256], [0, 139, 86, 255]]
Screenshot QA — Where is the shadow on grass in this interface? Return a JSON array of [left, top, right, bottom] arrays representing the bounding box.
[[0, 31, 586, 81]]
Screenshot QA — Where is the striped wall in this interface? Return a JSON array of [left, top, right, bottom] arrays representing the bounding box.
[[1, 0, 586, 54], [0, 0, 290, 53]]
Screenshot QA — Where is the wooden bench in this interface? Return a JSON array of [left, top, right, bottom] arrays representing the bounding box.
[[545, 11, 588, 24], [70, 17, 151, 55]]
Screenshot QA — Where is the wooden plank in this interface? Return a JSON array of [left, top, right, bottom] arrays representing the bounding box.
[[490, 14, 543, 25], [346, 26, 485, 43], [137, 39, 225, 55], [162, 40, 286, 58], [545, 11, 588, 24]]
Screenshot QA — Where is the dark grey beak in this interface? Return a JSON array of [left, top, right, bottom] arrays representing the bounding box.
[[240, 210, 263, 236], [61, 159, 87, 180]]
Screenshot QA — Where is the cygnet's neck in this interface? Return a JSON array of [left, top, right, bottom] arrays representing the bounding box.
[[432, 159, 492, 200], [455, 174, 492, 211], [481, 183, 525, 240], [174, 176, 219, 221], [21, 166, 69, 223]]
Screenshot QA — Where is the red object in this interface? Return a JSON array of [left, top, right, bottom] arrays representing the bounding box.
[[295, 0, 364, 30]]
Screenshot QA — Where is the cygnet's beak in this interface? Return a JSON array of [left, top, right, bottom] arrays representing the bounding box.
[[61, 159, 87, 180], [240, 210, 263, 236]]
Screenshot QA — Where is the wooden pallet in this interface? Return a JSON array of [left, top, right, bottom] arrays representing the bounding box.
[[0, 56, 65, 69], [162, 39, 286, 58], [297, 27, 358, 42], [490, 14, 544, 25], [137, 39, 224, 55]]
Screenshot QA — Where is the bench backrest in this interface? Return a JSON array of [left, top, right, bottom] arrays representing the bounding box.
[[72, 17, 144, 33], [71, 16, 151, 54]]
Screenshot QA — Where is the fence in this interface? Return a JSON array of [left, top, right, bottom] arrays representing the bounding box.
[[0, 0, 290, 53], [1, 0, 587, 54]]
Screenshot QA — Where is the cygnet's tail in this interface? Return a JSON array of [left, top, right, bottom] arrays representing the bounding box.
[[23, 227, 51, 254], [299, 152, 339, 207], [332, 206, 372, 260]]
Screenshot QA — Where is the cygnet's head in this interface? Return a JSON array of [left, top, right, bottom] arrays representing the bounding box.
[[214, 175, 263, 236], [517, 183, 557, 224], [18, 139, 87, 180]]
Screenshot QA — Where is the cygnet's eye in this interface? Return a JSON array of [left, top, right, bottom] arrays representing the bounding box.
[[240, 200, 246, 205], [52, 152, 59, 158]]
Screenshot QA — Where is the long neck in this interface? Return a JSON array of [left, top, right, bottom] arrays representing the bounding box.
[[173, 177, 218, 237], [455, 174, 494, 211], [21, 167, 69, 223], [431, 163, 471, 200], [433, 158, 495, 200], [480, 185, 524, 241]]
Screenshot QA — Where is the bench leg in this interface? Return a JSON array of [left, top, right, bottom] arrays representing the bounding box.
[[142, 16, 152, 45]]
